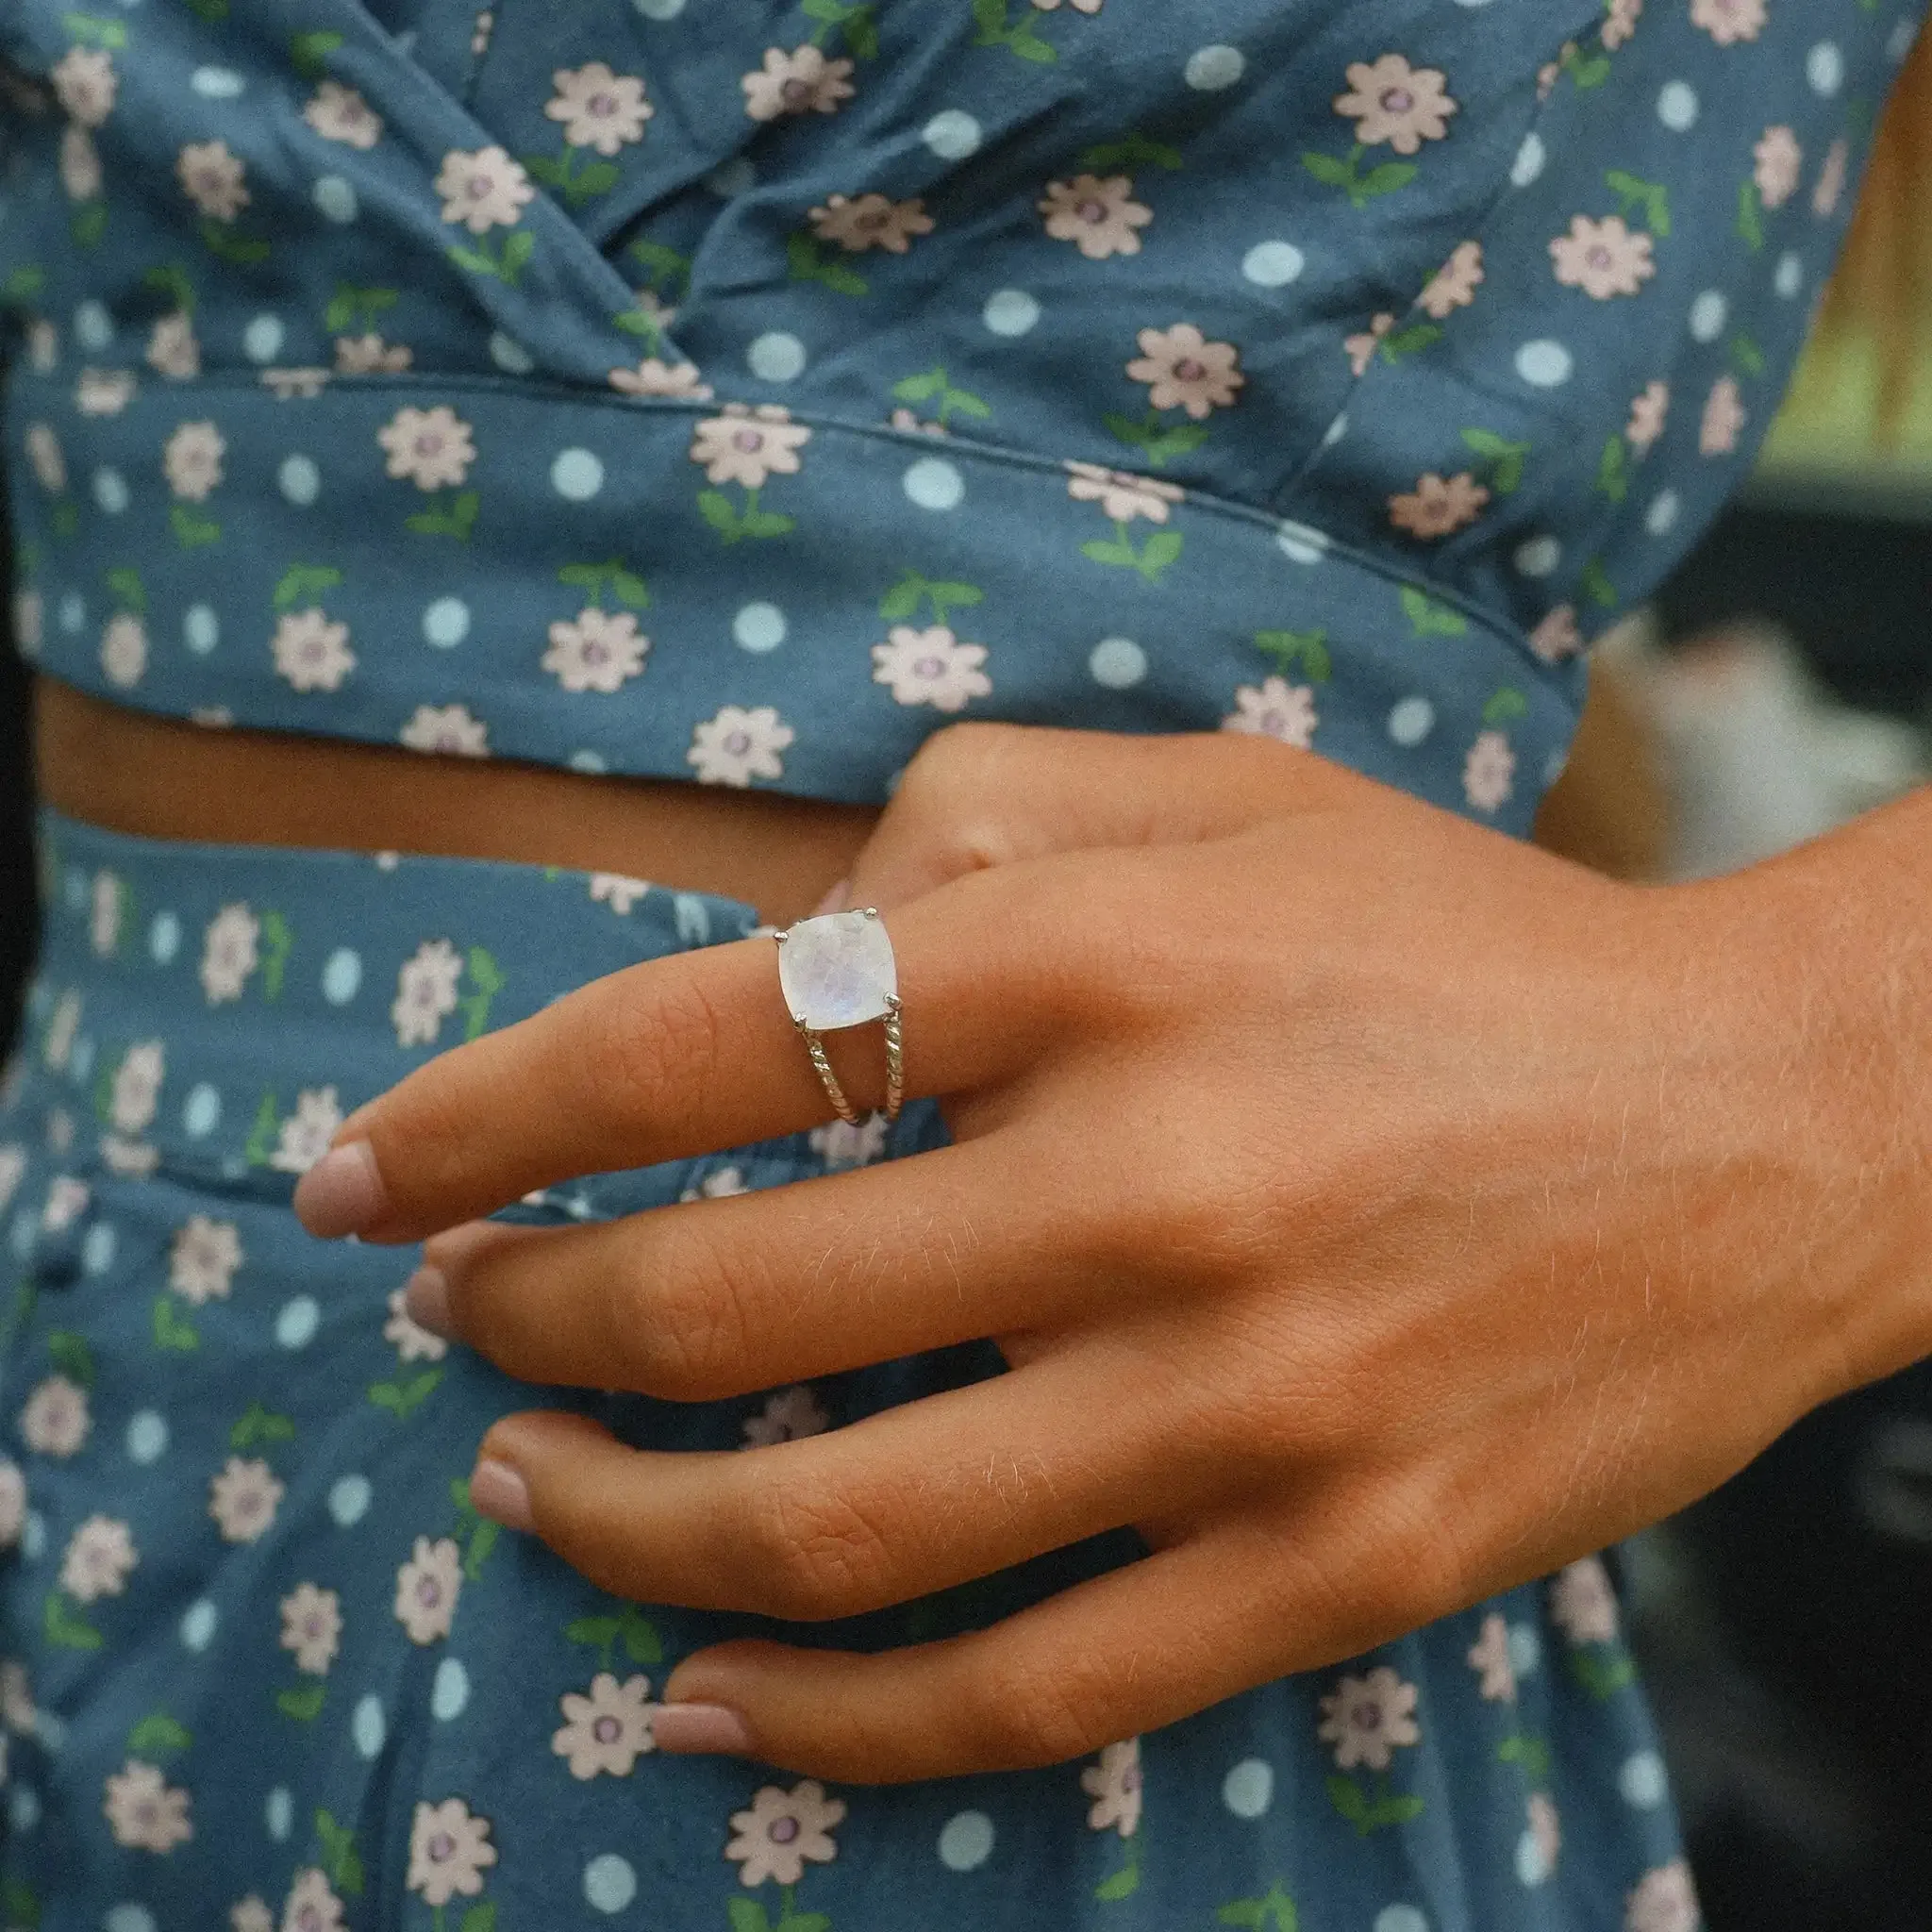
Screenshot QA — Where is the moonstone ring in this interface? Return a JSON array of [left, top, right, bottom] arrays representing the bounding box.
[[773, 908, 904, 1126]]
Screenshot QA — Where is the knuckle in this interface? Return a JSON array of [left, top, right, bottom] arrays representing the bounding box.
[[615, 1221, 763, 1401], [962, 1651, 1117, 1769], [586, 975, 727, 1141], [732, 1476, 901, 1622]]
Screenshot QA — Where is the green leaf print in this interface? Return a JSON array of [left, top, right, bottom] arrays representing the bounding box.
[[559, 560, 651, 608], [1482, 688, 1529, 728], [1325, 1774, 1425, 1837], [1218, 1884, 1299, 1932], [1567, 1647, 1637, 1700], [185, 0, 228, 18], [1079, 130, 1185, 173], [1736, 179, 1766, 250], [524, 147, 622, 207], [1302, 144, 1415, 209], [970, 0, 1057, 61], [315, 1808, 366, 1894], [460, 1907, 499, 1932], [1604, 170, 1671, 238], [368, 1369, 442, 1419], [1594, 434, 1628, 504], [878, 572, 924, 622], [243, 1089, 280, 1168], [1568, 50, 1612, 89], [1578, 558, 1618, 608], [699, 488, 795, 544], [43, 1591, 102, 1651], [275, 1682, 326, 1722], [290, 30, 344, 78], [627, 239, 692, 298], [446, 230, 533, 286], [458, 947, 506, 1041], [258, 910, 293, 1000], [802, 0, 879, 58], [142, 264, 196, 314], [463, 1516, 501, 1581], [405, 491, 480, 541], [273, 564, 343, 611], [1496, 1732, 1554, 1783], [727, 1900, 774, 1932], [324, 283, 398, 334], [230, 1401, 296, 1450], [126, 1710, 192, 1755], [61, 12, 126, 48], [620, 1602, 663, 1665], [1, 1876, 41, 1928], [1254, 629, 1331, 681], [152, 1294, 200, 1352], [1081, 524, 1182, 585], [1102, 410, 1208, 471], [1459, 428, 1530, 494], [1094, 1861, 1141, 1901], [778, 1913, 830, 1932], [49, 1330, 94, 1387], [890, 365, 991, 428], [1731, 332, 1766, 378], [4, 1279, 39, 1353], [2, 266, 46, 302], [200, 219, 271, 266], [786, 233, 869, 298], [1399, 585, 1468, 639], [1377, 321, 1441, 365], [70, 202, 108, 249], [170, 504, 222, 548], [53, 500, 81, 540]]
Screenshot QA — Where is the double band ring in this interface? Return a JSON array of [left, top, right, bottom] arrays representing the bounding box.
[[774, 907, 904, 1125]]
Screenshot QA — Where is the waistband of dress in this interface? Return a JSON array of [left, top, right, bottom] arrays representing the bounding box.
[[10, 808, 764, 1191], [7, 368, 1581, 822]]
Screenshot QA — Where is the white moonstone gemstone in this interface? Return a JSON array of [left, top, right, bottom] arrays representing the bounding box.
[[777, 911, 896, 1032]]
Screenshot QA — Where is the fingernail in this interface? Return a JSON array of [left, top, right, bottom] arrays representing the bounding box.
[[468, 1457, 534, 1533], [810, 877, 850, 918], [402, 1265, 452, 1337], [292, 1141, 386, 1240], [652, 1703, 756, 1757]]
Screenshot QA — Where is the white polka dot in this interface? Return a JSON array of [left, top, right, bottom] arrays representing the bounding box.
[[1644, 489, 1680, 537], [83, 1223, 116, 1275], [1774, 251, 1805, 299], [748, 331, 807, 382], [923, 109, 982, 160], [1619, 1749, 1670, 1807], [1323, 411, 1349, 446], [1889, 17, 1919, 62], [422, 596, 470, 648], [1514, 536, 1562, 578], [265, 1786, 293, 1840], [1507, 1621, 1542, 1677], [1222, 1757, 1274, 1819], [329, 1474, 373, 1526], [903, 456, 964, 510], [275, 1295, 320, 1349], [1242, 240, 1305, 288], [489, 331, 535, 375], [1185, 44, 1245, 90], [706, 157, 757, 197], [431, 1657, 471, 1721], [733, 602, 787, 653], [584, 1854, 639, 1912], [982, 288, 1040, 337], [92, 468, 128, 514], [184, 604, 220, 654], [313, 175, 358, 224], [1515, 339, 1573, 388], [148, 911, 180, 963], [1375, 1909, 1430, 1932], [1388, 696, 1435, 747], [320, 947, 362, 1007], [179, 1600, 219, 1655], [242, 314, 285, 363], [1510, 132, 1546, 188], [1089, 637, 1146, 690], [938, 1809, 996, 1872], [105, 1906, 156, 1932], [182, 1083, 221, 1137], [20, 1510, 43, 1559], [1807, 41, 1844, 95], [634, 0, 686, 14], [58, 592, 87, 634], [1275, 521, 1329, 565], [8, 1785, 40, 1830], [1689, 290, 1727, 342], [125, 1409, 168, 1463], [1543, 746, 1570, 787], [1515, 1826, 1553, 1887], [568, 750, 608, 774], [352, 1693, 385, 1758], [278, 454, 322, 506], [190, 65, 244, 98], [1656, 80, 1699, 132], [551, 447, 605, 501], [74, 299, 113, 351]]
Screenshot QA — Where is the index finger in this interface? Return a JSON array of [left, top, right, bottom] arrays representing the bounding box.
[[291, 858, 1080, 1243]]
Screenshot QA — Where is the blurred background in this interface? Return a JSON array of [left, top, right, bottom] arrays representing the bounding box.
[[3, 27, 1931, 1929]]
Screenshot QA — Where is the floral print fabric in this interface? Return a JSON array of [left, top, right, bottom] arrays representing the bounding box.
[[0, 810, 1695, 1927], [0, 1, 1921, 822]]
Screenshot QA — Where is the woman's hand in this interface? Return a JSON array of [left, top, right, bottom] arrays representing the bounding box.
[[293, 724, 1909, 1784]]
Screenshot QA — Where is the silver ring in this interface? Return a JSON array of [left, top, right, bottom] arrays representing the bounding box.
[[773, 908, 903, 1125]]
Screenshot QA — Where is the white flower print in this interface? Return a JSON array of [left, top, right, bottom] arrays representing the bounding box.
[[384, 1286, 449, 1362], [163, 420, 225, 500], [407, 1797, 497, 1905], [689, 404, 811, 488], [280, 1867, 346, 1932], [279, 1582, 342, 1674], [1549, 1555, 1620, 1644], [1125, 324, 1245, 419], [1033, 0, 1104, 9], [543, 608, 650, 693], [334, 332, 412, 375], [1753, 125, 1802, 209], [91, 870, 122, 955], [1463, 729, 1515, 813], [16, 1371, 84, 1457], [303, 80, 383, 149], [590, 873, 650, 914], [1065, 461, 1184, 525], [61, 1513, 136, 1602], [1467, 1611, 1516, 1701], [177, 139, 250, 221], [12, 588, 42, 655], [680, 1165, 748, 1203], [1039, 175, 1150, 259], [688, 706, 794, 787], [401, 704, 490, 757], [171, 1215, 242, 1304], [0, 1143, 23, 1213], [273, 610, 357, 693], [1316, 1665, 1422, 1771], [1081, 1738, 1143, 1837], [147, 310, 201, 379], [394, 1535, 463, 1643], [434, 145, 534, 233], [552, 1672, 658, 1777], [810, 192, 935, 255], [103, 1133, 159, 1179], [110, 1041, 164, 1135], [726, 1780, 846, 1887], [741, 45, 856, 121], [1224, 677, 1318, 747], [209, 1456, 284, 1543], [1813, 137, 1849, 218], [59, 125, 101, 201], [1526, 1790, 1561, 1879], [378, 405, 475, 491], [270, 1087, 343, 1175], [609, 357, 713, 401], [742, 1386, 830, 1447], [0, 1459, 24, 1547], [871, 625, 991, 712], [392, 939, 463, 1048], [1, 1663, 35, 1734], [230, 1896, 274, 1932], [263, 367, 331, 401], [25, 423, 66, 494], [26, 318, 58, 372], [545, 62, 654, 153], [51, 46, 117, 126], [103, 1758, 192, 1852], [75, 367, 136, 416], [102, 612, 148, 690], [200, 903, 260, 1003], [808, 1114, 888, 1170], [1690, 0, 1763, 44], [1625, 1857, 1700, 1932], [43, 1173, 91, 1232]]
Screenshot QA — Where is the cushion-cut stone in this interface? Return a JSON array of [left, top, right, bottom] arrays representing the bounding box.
[[777, 909, 897, 1032]]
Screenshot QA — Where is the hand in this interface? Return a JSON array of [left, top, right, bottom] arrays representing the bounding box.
[[293, 724, 1886, 1784]]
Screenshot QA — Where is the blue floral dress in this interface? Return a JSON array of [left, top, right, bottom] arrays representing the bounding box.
[[0, 0, 1921, 1926]]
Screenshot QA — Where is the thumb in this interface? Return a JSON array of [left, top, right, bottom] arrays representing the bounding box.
[[839, 722, 1364, 911]]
